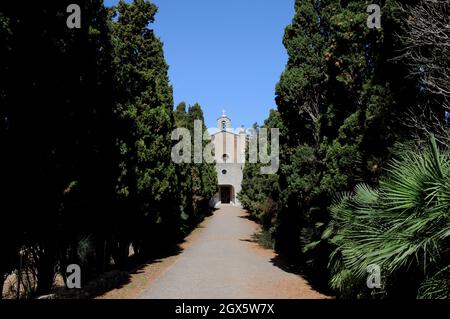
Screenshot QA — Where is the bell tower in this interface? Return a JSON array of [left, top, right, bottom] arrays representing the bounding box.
[[217, 110, 231, 131]]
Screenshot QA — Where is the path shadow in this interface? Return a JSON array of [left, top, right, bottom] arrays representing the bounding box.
[[269, 253, 333, 296], [239, 228, 333, 297], [239, 231, 260, 244], [238, 214, 258, 222], [45, 211, 220, 299], [244, 227, 333, 297], [52, 243, 185, 300], [269, 254, 305, 276], [128, 243, 184, 276]]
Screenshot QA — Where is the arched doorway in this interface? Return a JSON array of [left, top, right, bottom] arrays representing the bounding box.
[[220, 185, 234, 204]]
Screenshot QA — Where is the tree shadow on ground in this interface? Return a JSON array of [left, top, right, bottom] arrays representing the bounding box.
[[52, 242, 185, 299], [239, 233, 259, 243], [128, 243, 184, 275], [269, 254, 334, 297], [241, 219, 333, 297], [36, 210, 217, 299], [237, 214, 258, 222], [239, 229, 333, 297]]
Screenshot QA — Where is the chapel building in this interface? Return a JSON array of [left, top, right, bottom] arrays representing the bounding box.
[[210, 112, 246, 207]]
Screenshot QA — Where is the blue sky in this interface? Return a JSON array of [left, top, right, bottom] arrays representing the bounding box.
[[104, 0, 294, 129]]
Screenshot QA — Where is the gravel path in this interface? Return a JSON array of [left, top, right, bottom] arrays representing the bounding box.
[[138, 205, 328, 299]]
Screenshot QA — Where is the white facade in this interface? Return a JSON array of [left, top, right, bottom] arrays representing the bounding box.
[[210, 112, 246, 207]]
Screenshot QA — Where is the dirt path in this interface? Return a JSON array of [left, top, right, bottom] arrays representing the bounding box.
[[99, 205, 329, 299]]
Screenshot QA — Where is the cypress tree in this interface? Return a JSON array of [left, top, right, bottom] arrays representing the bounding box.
[[111, 0, 180, 259], [174, 102, 218, 232], [0, 0, 114, 293], [273, 0, 416, 282]]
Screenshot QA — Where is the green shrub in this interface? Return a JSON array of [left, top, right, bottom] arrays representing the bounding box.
[[327, 136, 450, 299]]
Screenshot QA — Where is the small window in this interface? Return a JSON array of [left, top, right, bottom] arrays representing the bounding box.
[[222, 154, 229, 163], [222, 169, 227, 175], [222, 121, 226, 130]]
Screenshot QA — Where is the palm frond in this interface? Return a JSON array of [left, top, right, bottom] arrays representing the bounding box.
[[326, 135, 450, 298]]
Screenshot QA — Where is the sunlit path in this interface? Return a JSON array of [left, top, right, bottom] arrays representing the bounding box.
[[138, 205, 328, 299]]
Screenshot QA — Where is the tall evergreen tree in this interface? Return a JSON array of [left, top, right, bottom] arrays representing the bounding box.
[[0, 0, 114, 294], [274, 0, 415, 283], [239, 110, 283, 232], [0, 0, 217, 298], [174, 102, 217, 232], [111, 0, 180, 261]]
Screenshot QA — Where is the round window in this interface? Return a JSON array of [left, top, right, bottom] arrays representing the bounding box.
[[222, 169, 227, 175]]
